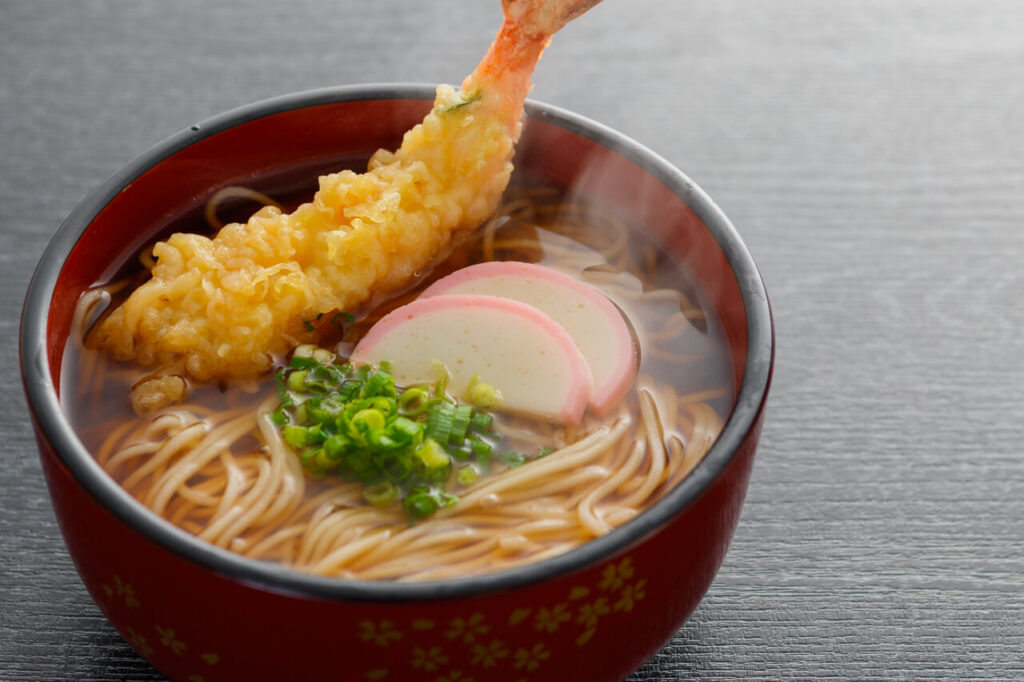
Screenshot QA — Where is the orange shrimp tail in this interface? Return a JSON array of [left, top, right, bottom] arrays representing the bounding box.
[[502, 0, 604, 37], [467, 0, 604, 132], [470, 23, 549, 109]]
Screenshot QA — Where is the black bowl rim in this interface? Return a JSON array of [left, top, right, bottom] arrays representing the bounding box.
[[20, 83, 773, 603]]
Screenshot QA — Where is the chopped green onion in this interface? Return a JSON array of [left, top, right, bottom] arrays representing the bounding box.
[[440, 89, 482, 113], [293, 344, 316, 359], [390, 416, 422, 444], [312, 448, 337, 472], [290, 356, 320, 371], [432, 361, 450, 398], [363, 396, 397, 417], [351, 408, 387, 434], [352, 364, 371, 382], [450, 405, 474, 445], [273, 350, 541, 522], [306, 423, 326, 444], [338, 380, 361, 402], [324, 434, 351, 459], [468, 434, 493, 459], [313, 348, 335, 365], [363, 481, 399, 508], [342, 448, 372, 473], [468, 411, 492, 433], [457, 465, 479, 486], [415, 439, 450, 470], [368, 432, 400, 452], [467, 378, 502, 409], [378, 450, 416, 481], [498, 451, 527, 468], [426, 403, 455, 447], [398, 387, 430, 415], [274, 370, 292, 408], [331, 312, 355, 327], [286, 369, 308, 392], [362, 368, 396, 399], [282, 425, 310, 448], [403, 491, 439, 520]]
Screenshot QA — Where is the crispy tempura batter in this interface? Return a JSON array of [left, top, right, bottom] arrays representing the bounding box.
[[93, 0, 602, 389]]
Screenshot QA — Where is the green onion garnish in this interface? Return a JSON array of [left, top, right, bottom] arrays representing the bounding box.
[[468, 411, 492, 433], [273, 349, 531, 522], [398, 387, 429, 415], [403, 490, 439, 520], [426, 402, 455, 447], [457, 465, 479, 486], [286, 369, 308, 392], [415, 438, 451, 470], [274, 369, 292, 408], [498, 451, 527, 468], [282, 425, 310, 448], [450, 405, 473, 445], [440, 89, 483, 113], [363, 481, 399, 507], [466, 373, 502, 409], [329, 311, 355, 328]]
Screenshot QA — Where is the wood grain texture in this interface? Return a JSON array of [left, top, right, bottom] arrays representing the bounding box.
[[2, 0, 1022, 679]]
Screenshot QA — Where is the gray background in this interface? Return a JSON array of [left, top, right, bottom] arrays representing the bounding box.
[[2, 0, 1023, 679]]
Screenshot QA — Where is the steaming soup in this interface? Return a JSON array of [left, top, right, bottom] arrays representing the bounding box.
[[63, 178, 734, 582]]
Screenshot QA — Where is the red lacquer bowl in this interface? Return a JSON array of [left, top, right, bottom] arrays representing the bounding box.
[[20, 84, 773, 682]]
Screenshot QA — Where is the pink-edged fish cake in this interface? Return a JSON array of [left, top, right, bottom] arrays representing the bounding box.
[[350, 294, 592, 424], [421, 261, 638, 414]]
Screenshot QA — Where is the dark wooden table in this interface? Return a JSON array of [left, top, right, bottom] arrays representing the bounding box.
[[3, 1, 1022, 679]]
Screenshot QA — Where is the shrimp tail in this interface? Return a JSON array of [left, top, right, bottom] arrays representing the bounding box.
[[504, 0, 605, 36], [467, 0, 604, 133]]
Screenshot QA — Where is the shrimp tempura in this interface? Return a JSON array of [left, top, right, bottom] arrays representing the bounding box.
[[93, 0, 603, 398]]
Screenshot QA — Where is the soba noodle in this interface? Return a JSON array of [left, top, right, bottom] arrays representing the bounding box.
[[68, 188, 730, 582]]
